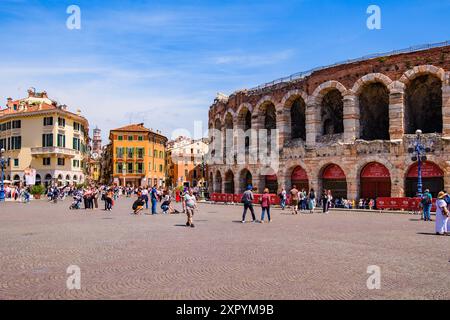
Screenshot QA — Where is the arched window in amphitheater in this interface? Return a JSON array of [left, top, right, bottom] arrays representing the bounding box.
[[224, 170, 235, 194], [321, 89, 344, 136], [359, 82, 390, 141], [237, 107, 252, 156], [239, 169, 253, 193], [224, 114, 234, 160], [263, 102, 276, 155], [214, 171, 223, 193], [290, 97, 306, 141], [405, 74, 443, 134]]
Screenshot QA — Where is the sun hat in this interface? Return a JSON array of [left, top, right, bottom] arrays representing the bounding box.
[[437, 191, 446, 199]]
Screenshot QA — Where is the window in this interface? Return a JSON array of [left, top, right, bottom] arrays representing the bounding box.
[[11, 136, 21, 150], [58, 117, 66, 127], [118, 136, 123, 141], [43, 117, 53, 126], [127, 147, 134, 158], [159, 164, 163, 172], [117, 162, 124, 174], [137, 148, 144, 159], [138, 136, 143, 141], [149, 162, 152, 171], [58, 158, 65, 166], [57, 134, 66, 148], [116, 147, 124, 158], [73, 160, 80, 168], [159, 151, 164, 158], [6, 122, 11, 130], [42, 134, 54, 147], [13, 159, 19, 167], [74, 122, 80, 131], [12, 120, 21, 129], [137, 163, 143, 174], [154, 150, 157, 157], [43, 158, 51, 166], [127, 162, 133, 174], [73, 138, 80, 151], [128, 135, 133, 141]]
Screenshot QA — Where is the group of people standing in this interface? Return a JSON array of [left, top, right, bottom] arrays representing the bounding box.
[[421, 189, 450, 236]]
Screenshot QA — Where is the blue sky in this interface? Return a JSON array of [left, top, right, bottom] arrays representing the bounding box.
[[0, 0, 448, 141]]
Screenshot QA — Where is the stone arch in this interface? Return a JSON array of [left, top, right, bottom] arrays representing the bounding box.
[[282, 90, 308, 142], [255, 96, 277, 116], [311, 80, 348, 104], [239, 168, 253, 193], [399, 65, 446, 86], [404, 160, 444, 198], [224, 170, 235, 194], [403, 70, 443, 134], [358, 161, 392, 199], [214, 170, 223, 193], [358, 81, 390, 140], [319, 163, 348, 199], [351, 73, 393, 96]]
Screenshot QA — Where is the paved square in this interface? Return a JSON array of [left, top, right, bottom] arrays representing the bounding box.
[[0, 199, 449, 300]]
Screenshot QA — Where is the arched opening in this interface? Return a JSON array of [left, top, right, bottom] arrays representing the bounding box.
[[65, 175, 71, 186], [224, 114, 234, 162], [263, 103, 276, 155], [240, 169, 253, 193], [35, 174, 42, 186], [224, 170, 235, 194], [57, 174, 63, 187], [291, 97, 306, 141], [264, 174, 278, 194], [291, 166, 309, 191], [360, 162, 391, 199], [321, 89, 344, 136], [405, 74, 443, 134], [13, 174, 20, 186], [405, 162, 444, 198], [359, 83, 390, 140], [45, 174, 52, 187], [321, 164, 347, 199], [214, 171, 222, 193]]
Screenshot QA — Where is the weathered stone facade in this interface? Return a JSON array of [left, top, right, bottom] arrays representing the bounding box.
[[207, 44, 450, 200]]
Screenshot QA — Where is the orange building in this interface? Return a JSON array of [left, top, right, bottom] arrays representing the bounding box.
[[109, 123, 168, 187]]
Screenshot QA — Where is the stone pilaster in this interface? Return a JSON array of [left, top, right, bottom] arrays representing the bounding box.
[[343, 94, 358, 143], [306, 100, 318, 148], [346, 175, 358, 201], [389, 81, 405, 141], [442, 81, 450, 137], [277, 107, 290, 147]]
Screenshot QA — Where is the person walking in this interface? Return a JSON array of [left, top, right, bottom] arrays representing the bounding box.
[[241, 186, 256, 223], [421, 189, 433, 221], [260, 188, 272, 223], [321, 190, 329, 214], [290, 185, 299, 215], [435, 191, 449, 236], [308, 188, 316, 214], [150, 185, 158, 215], [141, 187, 149, 210], [280, 187, 287, 210], [93, 187, 99, 210], [184, 189, 197, 228]]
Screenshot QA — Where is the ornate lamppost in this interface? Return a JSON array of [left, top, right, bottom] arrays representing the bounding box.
[[0, 148, 11, 202], [408, 130, 431, 197]]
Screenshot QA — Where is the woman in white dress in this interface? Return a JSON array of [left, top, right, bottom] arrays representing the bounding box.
[[435, 192, 449, 236]]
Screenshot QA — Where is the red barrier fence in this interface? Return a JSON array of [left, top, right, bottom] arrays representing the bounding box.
[[376, 197, 436, 212], [211, 194, 437, 212]]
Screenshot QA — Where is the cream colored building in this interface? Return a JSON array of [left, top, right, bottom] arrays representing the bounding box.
[[0, 89, 90, 187]]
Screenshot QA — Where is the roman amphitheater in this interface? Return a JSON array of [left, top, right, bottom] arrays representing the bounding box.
[[207, 42, 450, 200]]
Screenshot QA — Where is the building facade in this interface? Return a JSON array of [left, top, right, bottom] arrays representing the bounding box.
[[207, 43, 450, 200], [109, 123, 168, 187], [0, 89, 89, 187], [167, 136, 209, 188]]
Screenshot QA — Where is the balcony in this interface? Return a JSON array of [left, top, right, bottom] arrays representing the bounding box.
[[31, 147, 81, 158]]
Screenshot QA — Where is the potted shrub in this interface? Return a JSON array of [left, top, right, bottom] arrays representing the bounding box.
[[30, 185, 45, 199]]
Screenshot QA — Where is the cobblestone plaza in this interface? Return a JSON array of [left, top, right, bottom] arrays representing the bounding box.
[[0, 199, 449, 300]]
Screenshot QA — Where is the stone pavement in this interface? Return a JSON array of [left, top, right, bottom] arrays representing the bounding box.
[[0, 198, 449, 300]]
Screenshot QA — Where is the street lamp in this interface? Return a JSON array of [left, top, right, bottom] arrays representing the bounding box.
[[0, 148, 11, 202], [408, 130, 431, 197], [122, 166, 127, 188]]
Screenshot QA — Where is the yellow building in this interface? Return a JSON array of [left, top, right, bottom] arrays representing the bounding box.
[[110, 123, 168, 187], [0, 89, 89, 186]]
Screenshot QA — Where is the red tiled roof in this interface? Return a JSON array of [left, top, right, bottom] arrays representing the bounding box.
[[111, 123, 151, 133], [0, 102, 56, 116]]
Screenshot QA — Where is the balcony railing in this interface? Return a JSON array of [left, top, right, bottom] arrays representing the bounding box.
[[31, 147, 81, 158]]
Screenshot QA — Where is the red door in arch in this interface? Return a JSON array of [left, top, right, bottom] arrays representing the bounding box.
[[360, 163, 391, 199], [291, 166, 309, 191], [322, 164, 347, 199], [405, 162, 444, 198]]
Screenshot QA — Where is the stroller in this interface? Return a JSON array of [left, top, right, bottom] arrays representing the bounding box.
[[69, 193, 82, 210]]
